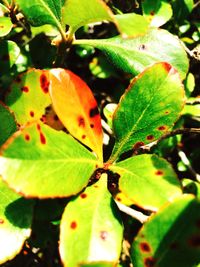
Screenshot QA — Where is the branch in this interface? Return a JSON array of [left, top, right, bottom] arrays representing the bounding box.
[[186, 99, 200, 105]]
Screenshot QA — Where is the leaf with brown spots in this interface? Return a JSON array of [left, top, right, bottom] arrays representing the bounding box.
[[131, 195, 200, 267], [0, 123, 100, 198], [5, 69, 51, 126], [59, 174, 123, 267], [49, 68, 103, 160], [0, 179, 33, 264]]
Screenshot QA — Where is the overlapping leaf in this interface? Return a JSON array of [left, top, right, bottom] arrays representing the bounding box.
[[142, 0, 173, 27], [109, 62, 184, 162], [0, 16, 13, 37], [0, 179, 33, 264], [131, 195, 200, 267], [49, 68, 103, 160], [5, 69, 51, 126], [59, 174, 123, 267], [74, 28, 189, 80], [0, 123, 99, 198], [0, 103, 17, 146], [110, 154, 182, 210]]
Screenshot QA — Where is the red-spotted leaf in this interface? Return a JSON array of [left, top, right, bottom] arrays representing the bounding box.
[[5, 69, 51, 126], [109, 62, 184, 163], [0, 103, 17, 146], [109, 154, 182, 210], [49, 68, 103, 160], [0, 179, 33, 264], [0, 123, 100, 198], [131, 195, 200, 267], [59, 174, 123, 267]]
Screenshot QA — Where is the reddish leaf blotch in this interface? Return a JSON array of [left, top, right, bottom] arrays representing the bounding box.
[[140, 242, 151, 253], [70, 221, 77, 229]]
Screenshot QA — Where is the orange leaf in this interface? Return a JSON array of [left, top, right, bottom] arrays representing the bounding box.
[[49, 69, 103, 160]]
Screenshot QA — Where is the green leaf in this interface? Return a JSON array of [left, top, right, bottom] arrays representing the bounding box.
[[183, 179, 200, 198], [62, 0, 116, 36], [0, 123, 99, 198], [15, 0, 65, 38], [109, 62, 184, 162], [171, 0, 194, 24], [74, 28, 189, 80], [5, 69, 52, 126], [115, 13, 149, 37], [131, 195, 200, 267], [110, 154, 182, 210], [142, 0, 173, 27], [0, 16, 13, 37], [0, 103, 17, 146], [60, 174, 123, 267], [0, 40, 20, 74], [0, 179, 33, 264]]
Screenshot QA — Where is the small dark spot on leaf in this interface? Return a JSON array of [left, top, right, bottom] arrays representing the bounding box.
[[116, 197, 121, 202], [188, 235, 200, 247], [89, 106, 99, 118], [0, 218, 4, 224], [25, 134, 30, 141], [40, 132, 46, 144], [82, 135, 86, 139], [0, 25, 4, 28], [165, 111, 169, 114], [150, 10, 155, 15], [155, 170, 163, 176], [40, 73, 49, 93], [140, 242, 151, 252], [90, 123, 94, 128], [133, 141, 145, 150], [146, 135, 154, 141], [100, 231, 108, 241], [139, 44, 147, 51], [95, 164, 99, 168], [94, 185, 99, 188], [144, 257, 156, 267], [80, 193, 87, 199], [158, 126, 166, 131], [78, 116, 85, 127], [21, 86, 29, 93], [70, 221, 77, 229], [37, 124, 41, 131], [30, 111, 34, 117]]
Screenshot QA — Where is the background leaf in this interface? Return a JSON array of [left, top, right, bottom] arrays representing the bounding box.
[[109, 62, 184, 162], [49, 68, 103, 160], [74, 28, 189, 80], [0, 179, 33, 264], [0, 16, 13, 37], [0, 123, 99, 198], [110, 154, 182, 210], [142, 0, 173, 27], [60, 174, 123, 267], [0, 103, 17, 146], [5, 69, 51, 126], [131, 195, 200, 267]]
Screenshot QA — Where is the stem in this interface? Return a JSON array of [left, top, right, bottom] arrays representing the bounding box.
[[186, 99, 200, 105]]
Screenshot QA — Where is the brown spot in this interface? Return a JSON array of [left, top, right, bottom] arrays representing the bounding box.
[[163, 62, 172, 73], [0, 25, 4, 28], [133, 141, 145, 150], [80, 193, 87, 199], [150, 10, 155, 16], [90, 123, 94, 128], [25, 134, 30, 141], [165, 111, 169, 114], [40, 132, 46, 144], [139, 44, 147, 51], [15, 76, 21, 83], [30, 111, 34, 117], [82, 135, 86, 139], [146, 135, 154, 141], [188, 235, 200, 247], [158, 126, 166, 131], [89, 106, 99, 118], [144, 257, 156, 267], [70, 221, 77, 229], [2, 54, 10, 61], [100, 231, 108, 241], [0, 218, 4, 224], [78, 116, 85, 127], [21, 86, 29, 93], [140, 242, 151, 252], [116, 197, 121, 202], [94, 185, 99, 188], [37, 124, 41, 131], [40, 73, 49, 93], [95, 164, 99, 168], [155, 170, 163, 176]]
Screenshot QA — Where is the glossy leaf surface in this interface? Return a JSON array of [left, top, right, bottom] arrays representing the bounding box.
[[0, 40, 20, 74], [49, 68, 103, 160], [0, 103, 17, 146], [5, 69, 51, 126], [131, 195, 200, 267], [60, 174, 123, 267], [110, 154, 182, 210], [0, 123, 99, 198], [0, 16, 13, 37], [109, 62, 184, 162], [142, 0, 173, 27], [62, 0, 115, 35], [0, 179, 33, 264], [74, 28, 189, 80]]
